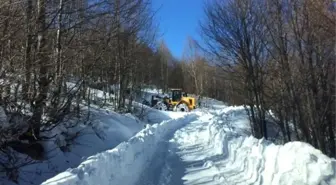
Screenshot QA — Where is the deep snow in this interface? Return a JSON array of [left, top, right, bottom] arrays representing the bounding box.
[[41, 105, 336, 185]]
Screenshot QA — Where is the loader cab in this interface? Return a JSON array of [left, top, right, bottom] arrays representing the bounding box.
[[169, 88, 189, 101], [171, 89, 182, 102]]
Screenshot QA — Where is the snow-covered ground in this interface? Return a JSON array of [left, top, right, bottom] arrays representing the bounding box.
[[41, 104, 336, 185], [1, 83, 333, 185]]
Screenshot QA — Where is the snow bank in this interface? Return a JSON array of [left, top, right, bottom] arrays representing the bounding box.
[[41, 114, 198, 185], [205, 106, 336, 185]]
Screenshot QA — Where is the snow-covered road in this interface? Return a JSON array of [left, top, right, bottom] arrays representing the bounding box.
[[42, 106, 336, 185]]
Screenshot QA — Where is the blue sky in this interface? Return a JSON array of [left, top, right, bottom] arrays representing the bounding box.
[[152, 0, 205, 59]]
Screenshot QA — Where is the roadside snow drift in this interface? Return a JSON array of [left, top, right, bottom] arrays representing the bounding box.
[[41, 113, 197, 185], [157, 106, 336, 185], [205, 109, 336, 185]]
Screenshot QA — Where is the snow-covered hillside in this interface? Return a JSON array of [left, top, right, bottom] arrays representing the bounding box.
[[0, 105, 145, 185], [41, 104, 336, 185]]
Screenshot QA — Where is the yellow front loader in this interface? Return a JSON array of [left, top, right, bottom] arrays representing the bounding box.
[[151, 88, 196, 112]]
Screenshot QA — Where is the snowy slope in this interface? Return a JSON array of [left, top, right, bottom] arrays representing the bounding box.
[[41, 104, 336, 185], [0, 106, 145, 185]]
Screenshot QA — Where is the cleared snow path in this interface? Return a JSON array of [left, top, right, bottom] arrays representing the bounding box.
[[138, 107, 336, 185], [41, 113, 198, 185]]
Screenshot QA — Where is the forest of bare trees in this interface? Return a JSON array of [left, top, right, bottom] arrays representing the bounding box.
[[200, 0, 335, 158], [0, 0, 335, 182]]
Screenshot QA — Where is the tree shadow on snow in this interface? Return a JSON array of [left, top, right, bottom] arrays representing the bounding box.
[[162, 143, 232, 185]]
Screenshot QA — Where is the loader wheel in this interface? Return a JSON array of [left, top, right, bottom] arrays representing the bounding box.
[[154, 101, 168, 111], [176, 103, 189, 112]]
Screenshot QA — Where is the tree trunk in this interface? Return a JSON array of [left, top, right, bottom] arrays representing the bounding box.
[[30, 0, 49, 139], [23, 0, 33, 101], [53, 0, 64, 109], [55, 0, 64, 87]]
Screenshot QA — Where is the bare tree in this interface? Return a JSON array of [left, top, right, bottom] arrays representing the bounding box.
[[201, 0, 270, 139], [200, 0, 335, 157]]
